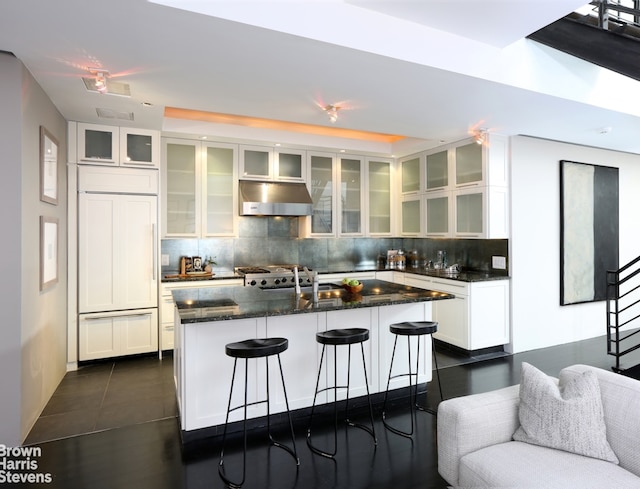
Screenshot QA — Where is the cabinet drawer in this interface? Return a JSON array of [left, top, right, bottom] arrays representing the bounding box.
[[78, 165, 158, 194], [428, 278, 469, 295]]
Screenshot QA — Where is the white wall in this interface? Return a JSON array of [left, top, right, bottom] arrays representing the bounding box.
[[510, 135, 640, 353], [0, 52, 68, 445]]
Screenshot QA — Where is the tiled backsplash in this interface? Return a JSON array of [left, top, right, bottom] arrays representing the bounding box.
[[161, 216, 509, 275]]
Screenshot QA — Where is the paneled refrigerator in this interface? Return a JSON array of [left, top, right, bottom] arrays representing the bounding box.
[[77, 166, 159, 361]]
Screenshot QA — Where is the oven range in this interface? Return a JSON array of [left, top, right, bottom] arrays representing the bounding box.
[[235, 265, 312, 288]]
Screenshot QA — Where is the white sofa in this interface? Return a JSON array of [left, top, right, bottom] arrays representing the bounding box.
[[437, 364, 640, 489]]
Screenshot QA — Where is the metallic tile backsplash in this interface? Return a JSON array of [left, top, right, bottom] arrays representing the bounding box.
[[161, 216, 508, 275]]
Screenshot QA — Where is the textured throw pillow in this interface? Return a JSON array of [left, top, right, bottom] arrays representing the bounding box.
[[512, 362, 618, 463]]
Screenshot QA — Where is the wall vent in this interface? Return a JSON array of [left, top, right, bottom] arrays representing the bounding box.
[[96, 108, 134, 121]]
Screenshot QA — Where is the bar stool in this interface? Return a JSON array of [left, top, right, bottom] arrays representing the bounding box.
[[306, 328, 377, 458], [382, 321, 443, 438], [218, 337, 299, 488]]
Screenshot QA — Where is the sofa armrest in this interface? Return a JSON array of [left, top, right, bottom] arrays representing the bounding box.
[[437, 384, 521, 487]]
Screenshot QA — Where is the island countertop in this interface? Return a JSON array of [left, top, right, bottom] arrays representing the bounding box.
[[172, 279, 454, 324]]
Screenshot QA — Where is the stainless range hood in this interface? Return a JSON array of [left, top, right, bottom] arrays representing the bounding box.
[[239, 180, 313, 216]]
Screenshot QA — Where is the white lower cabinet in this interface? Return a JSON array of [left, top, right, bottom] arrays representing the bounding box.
[[176, 302, 432, 432], [79, 309, 158, 361], [181, 317, 265, 430], [318, 271, 376, 284], [403, 273, 509, 351], [378, 302, 432, 391], [160, 279, 243, 351]]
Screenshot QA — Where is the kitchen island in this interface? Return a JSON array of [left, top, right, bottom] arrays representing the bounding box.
[[171, 279, 453, 436]]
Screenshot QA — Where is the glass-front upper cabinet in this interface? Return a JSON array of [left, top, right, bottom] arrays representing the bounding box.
[[401, 196, 421, 235], [426, 149, 449, 190], [454, 187, 484, 235], [163, 139, 198, 237], [204, 143, 237, 236], [239, 145, 305, 181], [309, 153, 335, 235], [77, 123, 119, 165], [367, 159, 392, 235], [425, 192, 450, 236], [400, 155, 422, 193], [340, 156, 364, 235], [275, 149, 306, 181], [455, 142, 483, 187], [240, 145, 271, 179], [76, 123, 159, 167], [120, 128, 158, 167]]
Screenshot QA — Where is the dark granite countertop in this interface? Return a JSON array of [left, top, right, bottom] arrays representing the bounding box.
[[161, 271, 241, 283], [161, 266, 509, 284], [172, 279, 454, 324], [311, 265, 509, 283], [395, 268, 509, 282]]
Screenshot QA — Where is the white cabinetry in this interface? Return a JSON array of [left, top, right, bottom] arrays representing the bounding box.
[[398, 135, 509, 238], [239, 145, 306, 181], [79, 310, 158, 361], [339, 155, 365, 235], [306, 153, 393, 237], [77, 165, 159, 361], [180, 316, 265, 429], [318, 271, 377, 284], [78, 192, 158, 313], [176, 301, 433, 431], [403, 273, 510, 351], [159, 279, 243, 351], [308, 152, 336, 235], [162, 138, 238, 237], [367, 158, 393, 236], [378, 302, 432, 391], [72, 122, 160, 168]]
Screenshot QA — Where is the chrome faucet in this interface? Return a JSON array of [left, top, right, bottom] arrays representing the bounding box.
[[303, 266, 319, 302]]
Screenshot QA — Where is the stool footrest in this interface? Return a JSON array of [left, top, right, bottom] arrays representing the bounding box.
[[227, 398, 269, 415]]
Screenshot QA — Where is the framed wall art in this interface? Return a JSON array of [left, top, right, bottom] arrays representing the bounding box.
[[560, 160, 619, 305], [40, 126, 59, 205], [40, 216, 59, 291]]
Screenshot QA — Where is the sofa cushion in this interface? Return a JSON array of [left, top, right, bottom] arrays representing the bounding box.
[[512, 362, 618, 463], [561, 364, 640, 478], [459, 441, 640, 489]]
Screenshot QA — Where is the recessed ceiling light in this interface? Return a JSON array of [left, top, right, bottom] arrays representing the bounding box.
[[141, 101, 154, 107]]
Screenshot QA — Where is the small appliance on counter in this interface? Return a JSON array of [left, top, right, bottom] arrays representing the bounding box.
[[164, 256, 214, 279]]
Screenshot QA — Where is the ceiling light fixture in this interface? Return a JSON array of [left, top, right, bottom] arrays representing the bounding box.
[[88, 68, 110, 94], [473, 128, 487, 145], [323, 104, 340, 123], [84, 68, 109, 93]]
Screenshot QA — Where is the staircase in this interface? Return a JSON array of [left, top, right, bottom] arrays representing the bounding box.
[[607, 254, 640, 376], [528, 1, 640, 82]]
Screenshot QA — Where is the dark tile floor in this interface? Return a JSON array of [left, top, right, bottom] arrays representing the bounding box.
[[22, 334, 640, 489], [25, 353, 177, 445], [25, 344, 501, 446]]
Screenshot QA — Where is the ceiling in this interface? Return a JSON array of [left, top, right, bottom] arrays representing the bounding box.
[[2, 0, 640, 156]]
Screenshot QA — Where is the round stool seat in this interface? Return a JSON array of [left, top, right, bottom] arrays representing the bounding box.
[[316, 328, 369, 345], [390, 321, 438, 336], [225, 337, 288, 359]]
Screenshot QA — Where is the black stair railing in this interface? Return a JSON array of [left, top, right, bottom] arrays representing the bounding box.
[[606, 253, 640, 371]]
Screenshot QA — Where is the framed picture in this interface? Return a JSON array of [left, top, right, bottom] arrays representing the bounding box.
[[40, 126, 59, 205], [560, 160, 619, 305], [40, 216, 58, 291]]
